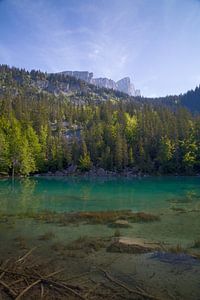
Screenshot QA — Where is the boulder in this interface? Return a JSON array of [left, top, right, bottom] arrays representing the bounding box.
[[55, 170, 64, 176], [109, 220, 131, 228], [107, 237, 155, 254], [66, 165, 77, 174], [96, 168, 107, 176]]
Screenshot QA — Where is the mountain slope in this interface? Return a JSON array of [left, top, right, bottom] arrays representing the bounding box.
[[1, 64, 200, 176], [0, 65, 139, 104], [1, 65, 200, 113]]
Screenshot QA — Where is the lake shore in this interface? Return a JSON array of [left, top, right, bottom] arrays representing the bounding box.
[[35, 165, 200, 178], [2, 164, 200, 179]]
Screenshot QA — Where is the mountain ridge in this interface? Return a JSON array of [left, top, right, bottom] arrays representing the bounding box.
[[1, 64, 200, 112], [56, 70, 141, 97]]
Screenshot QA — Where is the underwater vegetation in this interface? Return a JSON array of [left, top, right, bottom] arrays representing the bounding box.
[[0, 210, 160, 227]]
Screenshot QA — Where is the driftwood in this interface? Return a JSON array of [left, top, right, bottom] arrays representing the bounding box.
[[0, 267, 85, 300], [15, 279, 41, 300], [0, 279, 17, 297], [0, 248, 167, 300], [99, 268, 160, 300], [16, 247, 37, 263], [0, 247, 86, 300]]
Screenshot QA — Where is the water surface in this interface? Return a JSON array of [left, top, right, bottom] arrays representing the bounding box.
[[0, 176, 200, 247], [0, 176, 200, 213]]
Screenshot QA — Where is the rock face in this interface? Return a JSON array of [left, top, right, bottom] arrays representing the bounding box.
[[116, 77, 135, 96], [60, 71, 93, 83], [57, 71, 141, 96], [92, 77, 117, 90]]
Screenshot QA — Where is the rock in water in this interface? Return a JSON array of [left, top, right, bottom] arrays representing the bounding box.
[[109, 220, 132, 228], [107, 237, 155, 254]]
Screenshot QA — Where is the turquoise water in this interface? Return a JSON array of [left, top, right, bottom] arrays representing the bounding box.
[[1, 176, 200, 300], [1, 176, 200, 247], [0, 176, 200, 214]]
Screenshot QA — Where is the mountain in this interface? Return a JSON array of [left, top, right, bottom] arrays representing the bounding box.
[[1, 64, 200, 113], [57, 70, 141, 96], [1, 64, 200, 177], [59, 71, 93, 83], [0, 65, 141, 105], [116, 77, 135, 96]]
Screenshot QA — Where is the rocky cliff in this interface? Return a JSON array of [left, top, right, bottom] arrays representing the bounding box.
[[60, 71, 93, 83], [92, 77, 117, 90], [116, 77, 135, 96], [57, 71, 140, 96]]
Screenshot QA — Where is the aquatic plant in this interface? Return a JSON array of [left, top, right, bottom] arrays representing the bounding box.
[[14, 236, 28, 250], [0, 210, 160, 227], [38, 231, 55, 241], [66, 236, 108, 252], [129, 212, 160, 223], [192, 239, 200, 248], [170, 206, 187, 213], [114, 229, 121, 237], [167, 244, 186, 254]]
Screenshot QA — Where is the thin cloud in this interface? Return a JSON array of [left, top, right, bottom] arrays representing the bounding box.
[[1, 0, 200, 96]]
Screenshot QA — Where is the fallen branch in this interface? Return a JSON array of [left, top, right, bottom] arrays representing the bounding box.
[[99, 268, 160, 300], [0, 272, 5, 280], [0, 267, 85, 300], [40, 283, 44, 299], [16, 247, 37, 263], [15, 279, 41, 300], [0, 279, 17, 298], [41, 278, 86, 300]]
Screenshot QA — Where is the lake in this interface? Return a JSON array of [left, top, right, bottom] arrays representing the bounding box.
[[1, 176, 200, 212], [1, 176, 200, 299], [1, 176, 200, 245]]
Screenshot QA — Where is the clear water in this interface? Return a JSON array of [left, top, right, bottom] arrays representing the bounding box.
[[1, 176, 200, 214], [1, 176, 200, 300], [1, 176, 200, 247]]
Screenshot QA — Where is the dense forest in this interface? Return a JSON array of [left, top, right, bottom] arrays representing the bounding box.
[[1, 65, 200, 176]]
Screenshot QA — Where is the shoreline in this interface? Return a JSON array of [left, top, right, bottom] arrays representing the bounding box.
[[36, 173, 200, 178]]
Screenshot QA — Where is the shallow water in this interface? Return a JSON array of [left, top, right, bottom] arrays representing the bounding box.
[[0, 176, 200, 247], [1, 176, 200, 299]]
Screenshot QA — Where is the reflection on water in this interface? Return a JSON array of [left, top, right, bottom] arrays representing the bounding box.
[[1, 176, 200, 247], [1, 176, 200, 213]]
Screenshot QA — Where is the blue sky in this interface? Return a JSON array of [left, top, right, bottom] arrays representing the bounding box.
[[1, 0, 200, 96]]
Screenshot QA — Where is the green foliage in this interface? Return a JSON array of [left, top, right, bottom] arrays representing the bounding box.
[[79, 141, 92, 171], [79, 153, 92, 171], [1, 65, 200, 176]]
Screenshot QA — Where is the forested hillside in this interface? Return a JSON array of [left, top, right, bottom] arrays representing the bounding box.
[[1, 65, 200, 176], [141, 87, 200, 113]]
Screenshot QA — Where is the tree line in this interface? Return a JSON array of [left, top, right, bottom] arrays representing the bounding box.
[[1, 65, 200, 176], [0, 101, 200, 176]]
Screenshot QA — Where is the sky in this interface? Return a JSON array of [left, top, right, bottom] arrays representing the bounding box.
[[1, 0, 200, 97]]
